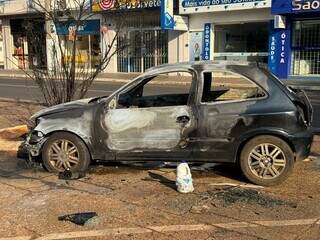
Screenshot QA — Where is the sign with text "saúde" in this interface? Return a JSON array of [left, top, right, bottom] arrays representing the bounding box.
[[180, 0, 271, 14]]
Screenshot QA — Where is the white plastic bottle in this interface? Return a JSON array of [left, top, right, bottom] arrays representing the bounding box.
[[176, 162, 194, 193]]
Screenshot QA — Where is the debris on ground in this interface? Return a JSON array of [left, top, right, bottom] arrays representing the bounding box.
[[58, 212, 98, 226], [58, 168, 86, 180], [200, 187, 297, 208], [0, 125, 29, 140]]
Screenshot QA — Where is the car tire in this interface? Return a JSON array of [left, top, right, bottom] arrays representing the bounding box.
[[239, 135, 294, 186], [42, 132, 90, 173]]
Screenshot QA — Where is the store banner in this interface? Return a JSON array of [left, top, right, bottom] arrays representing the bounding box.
[[202, 23, 211, 60], [161, 0, 174, 29], [161, 0, 188, 30], [180, 0, 270, 14], [272, 0, 320, 14], [91, 0, 161, 12], [55, 20, 100, 35], [268, 21, 291, 79]]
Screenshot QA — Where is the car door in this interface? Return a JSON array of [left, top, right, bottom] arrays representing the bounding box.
[[193, 69, 268, 162], [102, 70, 198, 160]]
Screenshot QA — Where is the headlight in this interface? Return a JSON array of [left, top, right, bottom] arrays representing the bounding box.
[[28, 130, 45, 144]]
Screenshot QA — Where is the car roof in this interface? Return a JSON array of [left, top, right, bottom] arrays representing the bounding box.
[[145, 60, 260, 73]]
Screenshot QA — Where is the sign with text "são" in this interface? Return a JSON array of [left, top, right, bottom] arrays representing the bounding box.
[[272, 0, 320, 14], [180, 0, 271, 14]]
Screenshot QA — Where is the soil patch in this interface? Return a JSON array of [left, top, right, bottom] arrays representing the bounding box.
[[0, 101, 43, 129]]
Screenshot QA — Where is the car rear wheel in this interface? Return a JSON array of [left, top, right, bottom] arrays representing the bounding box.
[[42, 132, 90, 173], [239, 135, 294, 186]]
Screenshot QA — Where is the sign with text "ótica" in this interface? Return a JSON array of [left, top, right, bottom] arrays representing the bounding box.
[[268, 21, 291, 79], [180, 0, 271, 14]]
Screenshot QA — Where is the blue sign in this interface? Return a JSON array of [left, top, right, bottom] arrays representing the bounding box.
[[268, 21, 291, 79], [203, 23, 211, 60], [56, 19, 100, 35], [182, 0, 264, 8], [272, 0, 320, 14], [161, 0, 174, 29]]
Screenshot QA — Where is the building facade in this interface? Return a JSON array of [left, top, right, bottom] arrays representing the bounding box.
[[179, 0, 272, 63], [92, 0, 189, 73], [269, 0, 320, 79], [0, 0, 46, 70]]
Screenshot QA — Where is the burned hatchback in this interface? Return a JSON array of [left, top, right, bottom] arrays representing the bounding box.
[[20, 61, 313, 186]]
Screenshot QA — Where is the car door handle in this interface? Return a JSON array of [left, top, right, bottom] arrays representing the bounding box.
[[176, 115, 190, 124]]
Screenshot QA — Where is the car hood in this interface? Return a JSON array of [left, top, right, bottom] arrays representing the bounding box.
[[31, 98, 95, 119]]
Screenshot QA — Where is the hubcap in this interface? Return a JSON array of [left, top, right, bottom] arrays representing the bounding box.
[[248, 143, 286, 179], [48, 139, 80, 171]]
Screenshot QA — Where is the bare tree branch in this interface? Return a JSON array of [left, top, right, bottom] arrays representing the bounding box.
[[17, 0, 130, 106]]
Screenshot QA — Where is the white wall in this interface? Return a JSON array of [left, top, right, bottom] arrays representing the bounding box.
[[168, 30, 189, 64], [1, 19, 16, 69]]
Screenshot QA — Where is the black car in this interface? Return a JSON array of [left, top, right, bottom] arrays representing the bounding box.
[[21, 61, 313, 186]]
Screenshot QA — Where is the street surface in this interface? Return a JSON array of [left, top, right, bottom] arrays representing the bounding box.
[[0, 77, 188, 101]]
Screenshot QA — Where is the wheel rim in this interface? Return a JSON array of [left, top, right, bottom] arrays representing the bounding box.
[[48, 139, 80, 171], [248, 143, 286, 179]]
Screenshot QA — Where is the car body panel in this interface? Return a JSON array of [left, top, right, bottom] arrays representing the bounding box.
[[19, 61, 313, 165]]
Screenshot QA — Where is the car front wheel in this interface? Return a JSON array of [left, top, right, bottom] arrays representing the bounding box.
[[240, 135, 294, 186], [42, 132, 90, 173]]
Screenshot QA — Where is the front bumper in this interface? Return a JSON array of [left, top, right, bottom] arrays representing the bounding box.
[[289, 129, 314, 161], [17, 131, 47, 159]]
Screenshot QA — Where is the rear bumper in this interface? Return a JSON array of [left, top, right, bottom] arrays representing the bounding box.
[[289, 129, 314, 161]]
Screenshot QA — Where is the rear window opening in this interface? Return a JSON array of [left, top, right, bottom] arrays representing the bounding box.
[[201, 71, 266, 103]]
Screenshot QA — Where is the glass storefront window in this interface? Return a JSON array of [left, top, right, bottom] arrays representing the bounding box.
[[62, 34, 101, 69], [291, 20, 320, 76], [10, 18, 46, 69], [214, 22, 269, 63]]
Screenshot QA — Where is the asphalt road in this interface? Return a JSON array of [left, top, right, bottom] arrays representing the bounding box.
[[0, 77, 191, 101], [0, 77, 319, 130]]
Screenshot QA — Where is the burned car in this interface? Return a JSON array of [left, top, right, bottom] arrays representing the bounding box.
[[21, 61, 313, 186]]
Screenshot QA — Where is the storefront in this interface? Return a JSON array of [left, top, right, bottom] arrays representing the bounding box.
[[270, 0, 320, 79], [91, 0, 188, 73], [180, 0, 272, 62], [1, 16, 46, 70], [111, 11, 168, 73], [55, 19, 101, 69]]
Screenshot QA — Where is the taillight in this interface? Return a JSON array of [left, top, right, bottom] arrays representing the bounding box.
[[296, 105, 306, 124]]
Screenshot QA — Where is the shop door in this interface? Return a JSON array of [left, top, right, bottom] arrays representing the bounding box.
[[291, 20, 320, 76], [117, 30, 168, 73]]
